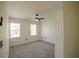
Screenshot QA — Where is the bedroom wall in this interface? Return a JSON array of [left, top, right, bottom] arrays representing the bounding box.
[[9, 17, 41, 46], [41, 15, 56, 44], [64, 2, 79, 58]]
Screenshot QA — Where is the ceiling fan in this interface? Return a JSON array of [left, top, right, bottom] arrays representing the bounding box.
[[35, 13, 45, 21]]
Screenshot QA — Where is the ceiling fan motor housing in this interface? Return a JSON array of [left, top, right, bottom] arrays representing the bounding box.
[[36, 13, 39, 16]]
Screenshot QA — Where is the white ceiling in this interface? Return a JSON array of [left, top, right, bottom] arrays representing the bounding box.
[[5, 1, 63, 19]]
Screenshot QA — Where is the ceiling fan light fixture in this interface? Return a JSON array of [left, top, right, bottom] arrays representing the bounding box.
[[34, 13, 44, 21], [36, 13, 39, 16], [35, 19, 39, 21]]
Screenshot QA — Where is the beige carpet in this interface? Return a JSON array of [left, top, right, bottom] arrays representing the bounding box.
[[9, 40, 55, 58]]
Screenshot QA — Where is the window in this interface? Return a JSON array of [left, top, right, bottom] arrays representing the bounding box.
[[30, 24, 37, 36], [10, 23, 20, 38]]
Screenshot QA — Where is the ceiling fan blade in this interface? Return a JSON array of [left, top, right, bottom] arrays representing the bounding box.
[[35, 18, 39, 19], [35, 18, 45, 19]]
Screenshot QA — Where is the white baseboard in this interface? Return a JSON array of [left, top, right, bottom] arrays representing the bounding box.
[[41, 39, 55, 45]]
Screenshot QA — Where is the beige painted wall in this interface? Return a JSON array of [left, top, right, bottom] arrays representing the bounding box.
[[9, 17, 41, 46], [64, 2, 79, 58], [41, 15, 56, 44], [78, 3, 79, 56], [41, 4, 64, 58], [0, 2, 9, 57], [77, 2, 79, 56]]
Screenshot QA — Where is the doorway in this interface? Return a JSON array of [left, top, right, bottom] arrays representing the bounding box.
[[9, 17, 55, 58]]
